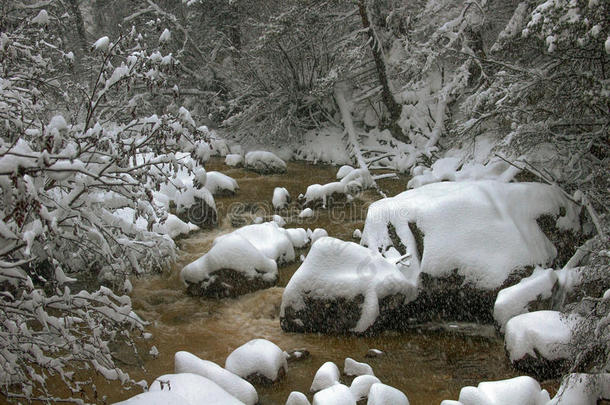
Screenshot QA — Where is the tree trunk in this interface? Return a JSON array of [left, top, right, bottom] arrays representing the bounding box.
[[67, 0, 88, 56]]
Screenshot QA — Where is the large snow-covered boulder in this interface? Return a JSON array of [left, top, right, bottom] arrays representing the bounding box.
[[366, 383, 409, 405], [225, 339, 288, 385], [361, 180, 580, 323], [148, 373, 244, 405], [442, 376, 550, 405], [205, 171, 238, 196], [281, 237, 417, 334], [504, 310, 582, 378], [174, 351, 258, 405], [174, 187, 218, 228], [286, 391, 311, 405], [245, 151, 287, 174], [312, 384, 355, 405], [310, 361, 341, 393]]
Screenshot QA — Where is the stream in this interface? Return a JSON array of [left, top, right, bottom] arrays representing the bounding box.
[[106, 157, 530, 405]]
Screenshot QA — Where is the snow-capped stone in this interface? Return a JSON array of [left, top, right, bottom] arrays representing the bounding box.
[[193, 167, 207, 188], [312, 384, 355, 405], [309, 228, 328, 244], [366, 383, 409, 405], [286, 391, 311, 405], [281, 237, 417, 334], [114, 390, 191, 405], [310, 362, 341, 392], [174, 187, 217, 228], [303, 169, 374, 208], [299, 208, 314, 218], [225, 154, 243, 167], [31, 10, 50, 25], [493, 268, 557, 332], [174, 351, 258, 405], [337, 165, 355, 180], [245, 151, 287, 174], [205, 171, 238, 196], [273, 215, 286, 227], [225, 339, 288, 384], [452, 376, 550, 405], [148, 373, 244, 405], [225, 222, 295, 264], [365, 349, 384, 358], [353, 229, 362, 239], [273, 187, 291, 210], [93, 36, 110, 51], [350, 375, 381, 401], [344, 358, 374, 377], [159, 28, 171, 43], [505, 310, 582, 377], [547, 373, 610, 405], [286, 228, 309, 248]]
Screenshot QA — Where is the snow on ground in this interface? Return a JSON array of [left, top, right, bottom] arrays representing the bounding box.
[[282, 237, 417, 333], [493, 268, 557, 332], [344, 358, 374, 376], [224, 339, 287, 382], [441, 376, 550, 405], [205, 171, 238, 195], [286, 391, 311, 405], [367, 383, 409, 405], [361, 181, 580, 289], [350, 375, 381, 401], [312, 384, 355, 405], [174, 351, 258, 405], [310, 361, 341, 392], [148, 373, 244, 405], [504, 311, 582, 362], [225, 154, 244, 167], [244, 151, 287, 173], [273, 187, 291, 210], [547, 373, 610, 405]]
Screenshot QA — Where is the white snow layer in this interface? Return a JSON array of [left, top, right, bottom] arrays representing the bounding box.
[[312, 384, 356, 405], [310, 361, 341, 392], [174, 351, 258, 405], [504, 310, 582, 362], [225, 339, 287, 382], [367, 383, 409, 405], [350, 375, 381, 401], [114, 391, 191, 405], [361, 181, 579, 289], [245, 151, 287, 173], [225, 154, 244, 167], [148, 373, 244, 405], [205, 171, 238, 195], [493, 268, 557, 331], [273, 187, 291, 210], [281, 237, 417, 333], [344, 358, 374, 376], [224, 222, 295, 264], [445, 376, 550, 405]]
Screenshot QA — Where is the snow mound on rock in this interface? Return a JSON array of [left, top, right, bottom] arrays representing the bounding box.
[[303, 169, 374, 207], [225, 154, 243, 167], [312, 384, 355, 405], [350, 375, 381, 401], [286, 228, 310, 248], [344, 358, 374, 376], [113, 391, 191, 405], [225, 339, 287, 382], [273, 187, 290, 210], [367, 383, 409, 405], [310, 361, 341, 392], [205, 171, 238, 195], [361, 181, 579, 289], [446, 376, 550, 405], [281, 237, 417, 333], [224, 222, 295, 264], [148, 373, 244, 405], [245, 151, 286, 173], [286, 391, 311, 405]]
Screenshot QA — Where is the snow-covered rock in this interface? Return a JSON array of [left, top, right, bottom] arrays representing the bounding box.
[[344, 358, 374, 377], [337, 165, 355, 180], [273, 187, 291, 210], [174, 187, 218, 228], [225, 154, 244, 167], [148, 373, 244, 405], [303, 169, 374, 208], [446, 376, 550, 405], [225, 222, 295, 264], [547, 373, 610, 405], [286, 228, 310, 248], [350, 375, 381, 401], [493, 268, 557, 332], [361, 180, 580, 323], [366, 383, 409, 405], [281, 237, 417, 334], [312, 384, 355, 405], [205, 172, 238, 196], [353, 229, 362, 239], [286, 391, 311, 405], [273, 214, 287, 227], [245, 151, 287, 174], [299, 208, 314, 218], [114, 391, 191, 405], [309, 228, 328, 244], [225, 339, 288, 384], [174, 351, 258, 405], [310, 362, 341, 392], [504, 310, 582, 378]]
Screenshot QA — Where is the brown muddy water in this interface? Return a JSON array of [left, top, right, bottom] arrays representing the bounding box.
[[104, 158, 533, 405]]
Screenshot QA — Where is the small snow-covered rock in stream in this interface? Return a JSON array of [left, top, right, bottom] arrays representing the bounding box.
[[547, 373, 610, 405], [174, 351, 258, 405], [245, 151, 287, 174], [225, 154, 243, 167], [174, 187, 218, 228], [312, 384, 355, 405], [303, 168, 374, 208], [225, 339, 287, 384], [205, 172, 238, 196], [367, 383, 409, 405], [281, 237, 417, 334], [227, 222, 295, 264], [310, 361, 341, 392], [309, 228, 328, 244], [444, 376, 550, 405], [299, 208, 314, 218], [286, 391, 311, 405], [493, 268, 557, 332], [286, 228, 310, 248], [365, 349, 384, 358], [273, 187, 291, 210], [344, 358, 374, 376], [350, 375, 381, 401], [353, 229, 362, 239], [361, 180, 580, 323], [504, 310, 582, 378], [148, 373, 244, 405], [114, 390, 191, 405]]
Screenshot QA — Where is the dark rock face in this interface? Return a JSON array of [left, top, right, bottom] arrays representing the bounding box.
[[185, 268, 276, 298], [244, 366, 286, 385], [536, 214, 587, 268], [509, 353, 571, 380], [175, 196, 217, 228], [285, 348, 310, 362]]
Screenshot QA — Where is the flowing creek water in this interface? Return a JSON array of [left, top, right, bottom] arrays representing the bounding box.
[[105, 157, 544, 404]]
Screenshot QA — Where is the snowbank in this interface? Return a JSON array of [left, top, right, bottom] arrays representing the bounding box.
[[244, 151, 287, 174], [225, 339, 287, 384], [174, 351, 258, 405], [205, 171, 238, 195], [148, 373, 244, 405], [281, 237, 417, 333], [367, 383, 409, 405], [444, 376, 550, 405], [310, 361, 341, 392]]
